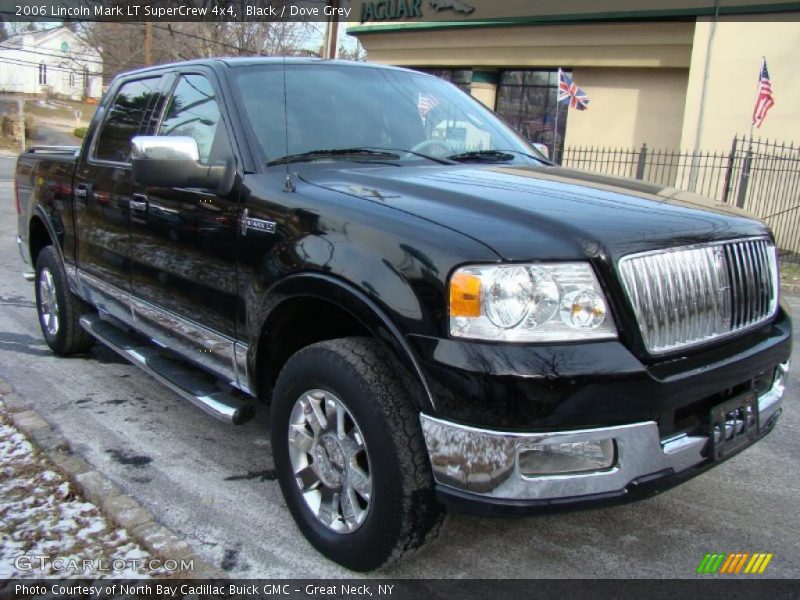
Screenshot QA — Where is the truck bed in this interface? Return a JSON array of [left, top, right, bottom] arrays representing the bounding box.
[[16, 146, 80, 268]]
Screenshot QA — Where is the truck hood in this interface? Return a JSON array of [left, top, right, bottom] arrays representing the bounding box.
[[301, 164, 769, 262]]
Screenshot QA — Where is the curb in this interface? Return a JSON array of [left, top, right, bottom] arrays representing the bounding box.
[[0, 380, 227, 579]]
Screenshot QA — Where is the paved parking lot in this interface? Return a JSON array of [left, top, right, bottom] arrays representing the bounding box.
[[0, 157, 798, 578]]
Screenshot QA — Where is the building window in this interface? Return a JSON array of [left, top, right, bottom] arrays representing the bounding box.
[[38, 62, 47, 85], [69, 72, 75, 87], [496, 70, 568, 161], [413, 69, 472, 94]]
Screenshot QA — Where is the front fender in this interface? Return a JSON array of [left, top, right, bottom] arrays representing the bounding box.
[[248, 272, 436, 412]]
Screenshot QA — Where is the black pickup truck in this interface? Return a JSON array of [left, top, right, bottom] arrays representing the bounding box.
[[16, 58, 791, 571]]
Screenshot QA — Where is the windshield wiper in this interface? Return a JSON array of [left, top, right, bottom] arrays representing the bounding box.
[[267, 148, 400, 167], [447, 150, 517, 163], [365, 147, 456, 165], [447, 149, 547, 163]]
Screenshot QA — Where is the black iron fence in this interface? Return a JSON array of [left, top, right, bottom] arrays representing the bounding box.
[[560, 136, 800, 260]]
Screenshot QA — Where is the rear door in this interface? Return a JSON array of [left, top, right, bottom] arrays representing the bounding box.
[[74, 75, 168, 322]]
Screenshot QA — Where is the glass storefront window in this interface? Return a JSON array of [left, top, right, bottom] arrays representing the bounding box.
[[413, 68, 472, 94], [496, 69, 568, 162]]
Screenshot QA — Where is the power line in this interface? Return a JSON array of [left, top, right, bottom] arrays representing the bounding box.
[[152, 23, 313, 55], [0, 56, 102, 77], [0, 22, 160, 72], [0, 44, 107, 67], [0, 56, 86, 72], [0, 25, 134, 72], [0, 28, 242, 78], [0, 55, 101, 75], [0, 35, 162, 73], [0, 20, 244, 60], [0, 37, 104, 59], [0, 22, 315, 76], [153, 24, 244, 53]]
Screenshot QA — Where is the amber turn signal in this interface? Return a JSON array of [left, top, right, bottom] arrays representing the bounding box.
[[449, 271, 482, 318]]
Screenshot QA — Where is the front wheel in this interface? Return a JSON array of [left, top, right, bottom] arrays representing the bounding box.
[[271, 337, 443, 571], [34, 246, 94, 355]]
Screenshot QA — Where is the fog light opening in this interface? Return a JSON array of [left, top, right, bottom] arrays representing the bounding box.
[[517, 439, 616, 476]]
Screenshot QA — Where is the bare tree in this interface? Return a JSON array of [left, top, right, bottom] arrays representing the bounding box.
[[72, 0, 321, 82], [338, 36, 366, 62], [77, 21, 319, 83]]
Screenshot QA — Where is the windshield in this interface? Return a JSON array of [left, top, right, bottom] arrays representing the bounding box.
[[232, 63, 542, 165]]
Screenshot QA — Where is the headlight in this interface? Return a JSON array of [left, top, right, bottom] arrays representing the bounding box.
[[448, 262, 616, 342]]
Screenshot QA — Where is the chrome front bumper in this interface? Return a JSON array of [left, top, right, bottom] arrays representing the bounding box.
[[421, 363, 787, 501]]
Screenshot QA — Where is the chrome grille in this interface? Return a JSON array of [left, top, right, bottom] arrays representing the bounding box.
[[618, 238, 778, 354]]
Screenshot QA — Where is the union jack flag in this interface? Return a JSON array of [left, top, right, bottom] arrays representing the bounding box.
[[752, 58, 775, 128], [558, 69, 590, 111], [418, 93, 439, 117]]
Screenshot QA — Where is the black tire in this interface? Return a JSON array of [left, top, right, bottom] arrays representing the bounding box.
[[271, 337, 444, 571], [34, 246, 94, 356]]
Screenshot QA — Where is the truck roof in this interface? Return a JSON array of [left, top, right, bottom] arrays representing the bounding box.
[[113, 57, 416, 79]]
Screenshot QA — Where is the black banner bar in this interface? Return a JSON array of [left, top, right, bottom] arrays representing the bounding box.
[[2, 579, 800, 600], [0, 1, 352, 23], [2, 0, 800, 23]]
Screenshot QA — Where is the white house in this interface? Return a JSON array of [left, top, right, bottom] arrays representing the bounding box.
[[0, 27, 103, 99]]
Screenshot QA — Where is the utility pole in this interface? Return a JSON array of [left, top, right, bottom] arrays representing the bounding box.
[[17, 98, 25, 153], [144, 22, 153, 65], [324, 0, 340, 59], [688, 0, 719, 191]]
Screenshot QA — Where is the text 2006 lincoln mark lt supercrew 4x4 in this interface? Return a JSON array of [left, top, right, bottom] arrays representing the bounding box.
[[15, 58, 791, 570]]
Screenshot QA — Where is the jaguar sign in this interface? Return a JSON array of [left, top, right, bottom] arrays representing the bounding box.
[[359, 0, 475, 22]]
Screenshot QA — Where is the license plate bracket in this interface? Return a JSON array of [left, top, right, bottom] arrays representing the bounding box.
[[709, 393, 759, 461]]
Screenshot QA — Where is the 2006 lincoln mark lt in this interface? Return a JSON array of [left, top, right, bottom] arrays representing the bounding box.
[[15, 58, 791, 571]]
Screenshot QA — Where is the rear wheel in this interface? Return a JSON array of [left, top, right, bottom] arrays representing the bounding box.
[[271, 337, 443, 571], [34, 246, 94, 355]]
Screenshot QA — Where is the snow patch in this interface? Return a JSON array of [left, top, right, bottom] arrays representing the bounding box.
[[0, 413, 173, 578]]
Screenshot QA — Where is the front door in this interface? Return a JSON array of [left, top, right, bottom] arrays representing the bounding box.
[[128, 72, 241, 384]]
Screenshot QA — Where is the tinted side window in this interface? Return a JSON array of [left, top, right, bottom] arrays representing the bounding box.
[[159, 75, 222, 164], [94, 77, 162, 162]]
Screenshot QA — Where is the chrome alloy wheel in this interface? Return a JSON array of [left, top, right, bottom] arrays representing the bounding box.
[[38, 267, 60, 336], [287, 389, 372, 533]]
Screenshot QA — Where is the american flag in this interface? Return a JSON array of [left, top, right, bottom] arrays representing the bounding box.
[[558, 69, 590, 111], [752, 58, 775, 128], [523, 118, 554, 140], [418, 93, 439, 117]]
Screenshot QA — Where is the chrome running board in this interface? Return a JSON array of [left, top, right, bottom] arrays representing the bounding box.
[[79, 314, 254, 425]]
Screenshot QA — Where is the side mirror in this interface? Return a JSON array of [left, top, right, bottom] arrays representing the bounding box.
[[131, 136, 235, 195]]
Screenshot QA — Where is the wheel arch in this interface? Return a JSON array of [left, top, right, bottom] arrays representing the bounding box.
[[29, 205, 65, 265], [250, 273, 436, 412]]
